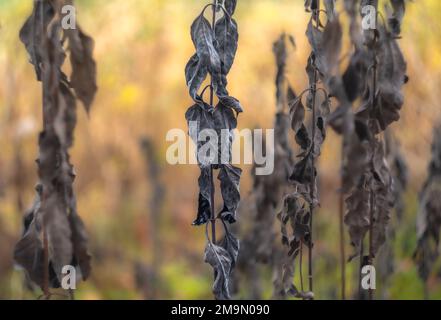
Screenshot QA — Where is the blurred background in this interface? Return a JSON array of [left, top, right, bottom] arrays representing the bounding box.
[[0, 0, 441, 299]]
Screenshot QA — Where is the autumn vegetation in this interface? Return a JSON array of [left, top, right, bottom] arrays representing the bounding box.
[[0, 0, 441, 300]]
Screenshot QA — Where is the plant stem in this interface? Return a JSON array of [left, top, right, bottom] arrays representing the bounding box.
[[299, 241, 304, 292], [209, 0, 217, 247], [368, 187, 375, 300], [308, 0, 320, 294], [367, 6, 378, 301], [42, 225, 50, 298], [339, 152, 346, 300]]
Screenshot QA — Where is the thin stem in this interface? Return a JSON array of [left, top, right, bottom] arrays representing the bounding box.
[[367, 7, 379, 301], [368, 187, 375, 300], [40, 1, 50, 299], [307, 0, 320, 294], [42, 225, 50, 298], [299, 241, 304, 292], [339, 152, 346, 300], [209, 0, 217, 253]]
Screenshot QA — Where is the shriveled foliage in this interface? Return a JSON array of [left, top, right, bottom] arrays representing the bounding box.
[[275, 1, 337, 299], [414, 125, 441, 284], [298, 0, 408, 300], [310, 1, 407, 267], [184, 0, 242, 300], [235, 33, 295, 299], [14, 0, 97, 294]]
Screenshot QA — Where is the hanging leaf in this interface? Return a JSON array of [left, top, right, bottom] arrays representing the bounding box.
[[388, 0, 406, 36], [189, 14, 224, 100], [223, 0, 237, 16], [19, 0, 54, 81], [342, 50, 368, 102], [193, 166, 213, 226], [219, 223, 240, 269], [204, 242, 233, 300], [185, 103, 216, 166], [289, 97, 306, 133], [345, 174, 371, 260], [273, 33, 288, 110], [67, 28, 98, 113], [313, 116, 326, 156], [215, 15, 238, 80], [214, 102, 237, 164], [68, 203, 92, 280], [295, 124, 311, 151], [218, 164, 242, 223], [185, 54, 208, 103], [290, 154, 315, 186], [220, 96, 243, 114], [414, 125, 441, 282]]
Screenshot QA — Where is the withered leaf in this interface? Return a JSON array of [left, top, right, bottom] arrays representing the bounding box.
[[19, 1, 54, 81], [185, 53, 208, 103], [220, 96, 243, 114], [190, 14, 224, 100], [193, 166, 213, 226], [414, 125, 441, 281], [218, 164, 242, 223], [295, 124, 311, 151], [215, 15, 238, 79], [68, 205, 92, 280], [345, 174, 371, 259], [223, 0, 237, 16], [213, 102, 237, 163], [68, 28, 98, 113], [289, 97, 306, 133], [219, 224, 240, 269], [388, 0, 405, 36], [204, 242, 233, 300], [43, 193, 73, 283], [290, 154, 315, 185]]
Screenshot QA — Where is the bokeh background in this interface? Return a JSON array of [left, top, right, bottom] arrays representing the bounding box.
[[1, 0, 441, 299]]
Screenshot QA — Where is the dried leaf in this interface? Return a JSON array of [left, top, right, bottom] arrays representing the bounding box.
[[289, 97, 306, 133], [189, 14, 223, 100], [219, 224, 240, 269], [204, 242, 233, 300], [215, 15, 238, 79], [388, 0, 406, 36], [218, 164, 242, 223], [193, 166, 213, 226], [414, 125, 441, 281], [223, 0, 237, 16], [68, 28, 98, 112], [295, 124, 311, 151]]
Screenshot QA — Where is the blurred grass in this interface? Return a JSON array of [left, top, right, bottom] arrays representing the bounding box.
[[1, 0, 441, 299]]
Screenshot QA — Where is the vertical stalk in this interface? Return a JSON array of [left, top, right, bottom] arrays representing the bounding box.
[[209, 0, 217, 247], [40, 1, 50, 298], [42, 224, 50, 298], [368, 188, 375, 300], [367, 4, 379, 301], [339, 147, 346, 300], [299, 240, 304, 292], [308, 0, 320, 294]]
